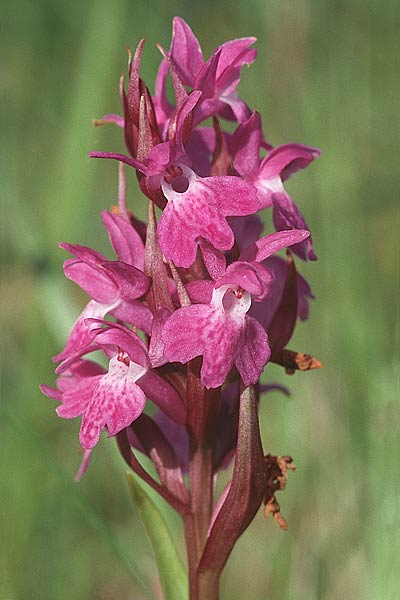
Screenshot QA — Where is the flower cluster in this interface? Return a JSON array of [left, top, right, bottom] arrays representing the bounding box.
[[42, 18, 321, 577]]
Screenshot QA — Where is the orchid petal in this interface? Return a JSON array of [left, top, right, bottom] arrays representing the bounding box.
[[40, 384, 62, 401], [236, 316, 271, 386], [272, 194, 317, 261], [56, 375, 102, 419], [219, 93, 251, 124], [101, 211, 145, 269], [53, 300, 111, 363], [231, 111, 263, 179], [249, 256, 314, 331], [260, 143, 320, 181], [111, 300, 153, 335], [267, 252, 298, 349], [170, 17, 204, 85], [159, 166, 260, 268], [153, 58, 174, 130], [199, 239, 226, 281], [60, 242, 106, 264], [63, 259, 118, 304], [185, 280, 214, 304], [175, 91, 202, 148], [239, 229, 310, 262], [101, 260, 150, 300], [216, 261, 274, 299], [79, 356, 147, 449], [228, 215, 264, 253], [185, 127, 216, 177], [153, 411, 189, 472], [162, 303, 242, 389], [216, 37, 257, 90], [90, 323, 148, 368], [88, 152, 148, 175]]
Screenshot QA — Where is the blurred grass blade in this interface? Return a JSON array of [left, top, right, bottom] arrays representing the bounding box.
[[126, 473, 188, 600]]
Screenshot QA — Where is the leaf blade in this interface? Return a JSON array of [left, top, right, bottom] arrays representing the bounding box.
[[126, 472, 188, 600]]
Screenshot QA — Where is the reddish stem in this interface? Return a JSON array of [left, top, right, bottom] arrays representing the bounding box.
[[185, 359, 221, 599]]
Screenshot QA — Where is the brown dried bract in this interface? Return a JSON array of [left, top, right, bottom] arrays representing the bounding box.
[[263, 454, 296, 530], [270, 348, 323, 373]]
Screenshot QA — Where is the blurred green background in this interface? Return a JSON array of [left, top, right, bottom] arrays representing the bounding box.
[[1, 0, 398, 598]]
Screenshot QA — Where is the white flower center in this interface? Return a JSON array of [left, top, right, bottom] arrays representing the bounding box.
[[111, 353, 147, 382], [211, 284, 251, 321]]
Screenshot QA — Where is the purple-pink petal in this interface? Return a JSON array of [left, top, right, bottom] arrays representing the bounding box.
[[216, 261, 274, 299], [101, 210, 145, 269], [162, 303, 242, 389], [40, 384, 62, 402], [90, 323, 148, 368], [228, 215, 264, 253], [79, 357, 147, 449], [185, 280, 214, 304], [159, 181, 233, 268], [60, 242, 106, 264], [231, 111, 262, 180], [249, 255, 314, 331], [159, 167, 260, 268], [272, 194, 317, 261], [236, 316, 271, 386], [174, 91, 202, 148], [89, 152, 148, 175], [216, 37, 257, 89], [153, 58, 173, 132], [195, 49, 221, 102], [239, 229, 310, 263], [101, 260, 150, 301], [56, 375, 102, 419], [219, 93, 251, 124], [53, 301, 111, 363], [210, 176, 260, 216], [59, 359, 106, 387], [170, 17, 204, 86], [152, 411, 189, 472], [185, 127, 216, 177], [111, 300, 153, 335], [64, 259, 118, 304], [199, 239, 226, 281], [260, 143, 320, 181]]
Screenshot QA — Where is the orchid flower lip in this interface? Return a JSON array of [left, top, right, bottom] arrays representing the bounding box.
[[212, 284, 252, 318], [161, 163, 194, 197]]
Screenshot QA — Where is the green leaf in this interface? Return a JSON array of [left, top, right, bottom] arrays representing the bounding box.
[[126, 473, 188, 600]]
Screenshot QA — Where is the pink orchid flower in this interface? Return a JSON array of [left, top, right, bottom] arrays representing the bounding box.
[[232, 111, 320, 260], [44, 322, 185, 450], [90, 95, 261, 268], [168, 17, 256, 124], [54, 211, 152, 362], [160, 229, 309, 388]]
